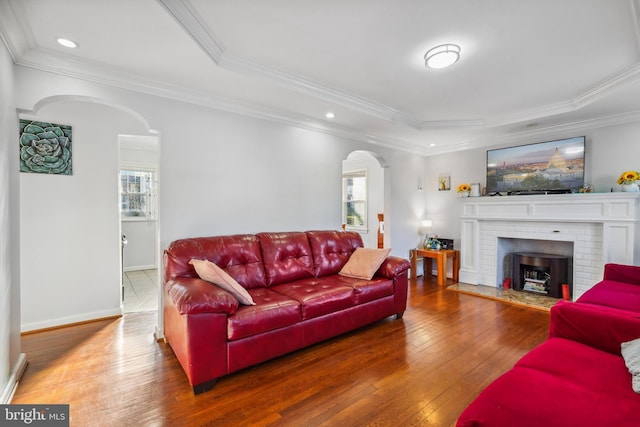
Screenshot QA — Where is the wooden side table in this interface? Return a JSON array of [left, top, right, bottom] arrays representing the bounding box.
[[410, 248, 460, 286]]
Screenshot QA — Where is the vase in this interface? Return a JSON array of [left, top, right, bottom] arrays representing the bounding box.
[[621, 183, 640, 192], [459, 192, 469, 198]]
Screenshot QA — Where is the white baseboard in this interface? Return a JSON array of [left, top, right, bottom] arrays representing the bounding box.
[[124, 264, 157, 272], [1, 353, 27, 403], [21, 308, 122, 333]]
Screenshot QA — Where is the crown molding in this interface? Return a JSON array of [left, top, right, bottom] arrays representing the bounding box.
[[14, 47, 428, 155], [5, 0, 640, 159], [220, 53, 425, 129], [0, 0, 34, 61], [632, 0, 640, 52], [572, 62, 640, 107], [156, 0, 225, 64], [163, 0, 485, 131], [462, 110, 640, 155]]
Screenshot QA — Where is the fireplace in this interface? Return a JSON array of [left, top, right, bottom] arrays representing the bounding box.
[[459, 193, 640, 300], [512, 252, 569, 298]]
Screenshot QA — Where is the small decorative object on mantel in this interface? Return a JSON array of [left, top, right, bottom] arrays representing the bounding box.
[[470, 183, 481, 197], [617, 171, 640, 192], [457, 183, 470, 197]]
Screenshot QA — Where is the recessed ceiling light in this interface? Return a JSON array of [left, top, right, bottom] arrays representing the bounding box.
[[424, 44, 460, 69], [325, 112, 335, 119], [56, 37, 78, 48], [429, 143, 436, 147]]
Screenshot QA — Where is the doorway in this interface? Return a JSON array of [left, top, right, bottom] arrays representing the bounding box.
[[342, 151, 387, 249], [118, 134, 160, 313]]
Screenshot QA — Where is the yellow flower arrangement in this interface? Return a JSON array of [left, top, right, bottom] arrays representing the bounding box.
[[617, 171, 640, 185], [457, 183, 471, 193]]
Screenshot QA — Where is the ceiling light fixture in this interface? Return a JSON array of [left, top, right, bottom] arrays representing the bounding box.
[[56, 37, 78, 48], [325, 112, 335, 119], [424, 44, 460, 69]]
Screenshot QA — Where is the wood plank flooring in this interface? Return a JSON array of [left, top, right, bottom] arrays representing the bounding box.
[[12, 276, 550, 426]]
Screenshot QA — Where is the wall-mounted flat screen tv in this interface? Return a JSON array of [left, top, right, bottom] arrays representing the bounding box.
[[486, 136, 585, 195]]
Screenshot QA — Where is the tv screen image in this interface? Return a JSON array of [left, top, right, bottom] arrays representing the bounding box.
[[486, 136, 585, 194]]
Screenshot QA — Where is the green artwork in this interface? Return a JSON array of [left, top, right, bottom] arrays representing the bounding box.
[[19, 119, 72, 175]]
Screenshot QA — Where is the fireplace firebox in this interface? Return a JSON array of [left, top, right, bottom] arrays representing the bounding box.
[[512, 252, 570, 298]]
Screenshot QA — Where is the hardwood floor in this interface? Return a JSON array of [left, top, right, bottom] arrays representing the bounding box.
[[12, 277, 550, 426]]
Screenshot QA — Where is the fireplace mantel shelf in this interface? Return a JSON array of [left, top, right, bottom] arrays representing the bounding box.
[[460, 192, 640, 223], [459, 192, 640, 300]]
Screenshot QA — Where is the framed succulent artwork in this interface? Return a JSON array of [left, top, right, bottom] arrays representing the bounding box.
[[19, 119, 72, 175]]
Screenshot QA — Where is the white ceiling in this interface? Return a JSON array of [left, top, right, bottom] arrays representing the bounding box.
[[2, 0, 640, 155]]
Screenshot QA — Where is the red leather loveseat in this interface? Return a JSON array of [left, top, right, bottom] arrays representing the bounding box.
[[457, 263, 640, 426], [163, 230, 410, 393]]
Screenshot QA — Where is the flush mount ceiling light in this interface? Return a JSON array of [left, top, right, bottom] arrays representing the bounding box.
[[424, 44, 460, 69], [325, 112, 335, 119], [56, 37, 78, 48]]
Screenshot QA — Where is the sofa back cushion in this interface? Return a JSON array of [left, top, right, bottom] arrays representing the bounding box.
[[257, 232, 314, 286], [306, 230, 363, 277], [164, 234, 267, 289]]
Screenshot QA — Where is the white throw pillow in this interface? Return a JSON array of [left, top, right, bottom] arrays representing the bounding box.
[[621, 337, 640, 394], [339, 247, 391, 280]]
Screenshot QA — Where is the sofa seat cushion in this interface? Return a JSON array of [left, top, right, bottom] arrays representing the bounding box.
[[515, 337, 634, 395], [334, 275, 394, 305], [458, 338, 640, 427], [227, 288, 302, 341], [271, 278, 356, 320], [577, 280, 640, 312]]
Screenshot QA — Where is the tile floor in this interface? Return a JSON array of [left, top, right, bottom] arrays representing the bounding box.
[[123, 269, 159, 313]]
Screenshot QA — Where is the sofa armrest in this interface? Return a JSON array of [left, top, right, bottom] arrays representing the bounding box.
[[166, 277, 239, 315], [376, 256, 411, 279], [549, 300, 640, 355], [603, 263, 640, 285]]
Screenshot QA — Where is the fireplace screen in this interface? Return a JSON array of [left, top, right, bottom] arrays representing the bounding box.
[[512, 252, 569, 298]]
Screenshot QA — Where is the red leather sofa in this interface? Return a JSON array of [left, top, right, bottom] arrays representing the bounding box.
[[163, 230, 410, 393], [457, 264, 640, 427]]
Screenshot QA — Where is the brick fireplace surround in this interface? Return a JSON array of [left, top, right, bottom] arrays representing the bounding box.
[[459, 193, 640, 300]]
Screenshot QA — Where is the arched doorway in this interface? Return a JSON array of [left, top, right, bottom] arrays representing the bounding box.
[[17, 95, 160, 332], [342, 151, 388, 248]]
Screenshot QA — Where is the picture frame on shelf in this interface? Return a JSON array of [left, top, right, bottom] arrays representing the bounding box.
[[438, 175, 450, 191]]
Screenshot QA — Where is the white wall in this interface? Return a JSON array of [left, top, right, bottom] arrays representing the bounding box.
[[0, 41, 24, 403], [19, 101, 150, 331], [424, 124, 640, 250], [14, 66, 427, 331]]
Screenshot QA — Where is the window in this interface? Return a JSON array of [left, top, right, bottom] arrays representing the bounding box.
[[120, 169, 156, 219], [342, 170, 367, 229]]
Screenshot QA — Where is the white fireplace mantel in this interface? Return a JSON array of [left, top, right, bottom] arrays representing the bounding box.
[[459, 192, 640, 299]]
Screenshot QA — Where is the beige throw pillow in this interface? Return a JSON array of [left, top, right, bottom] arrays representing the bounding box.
[[189, 259, 256, 305], [339, 247, 391, 280], [622, 337, 640, 394]]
